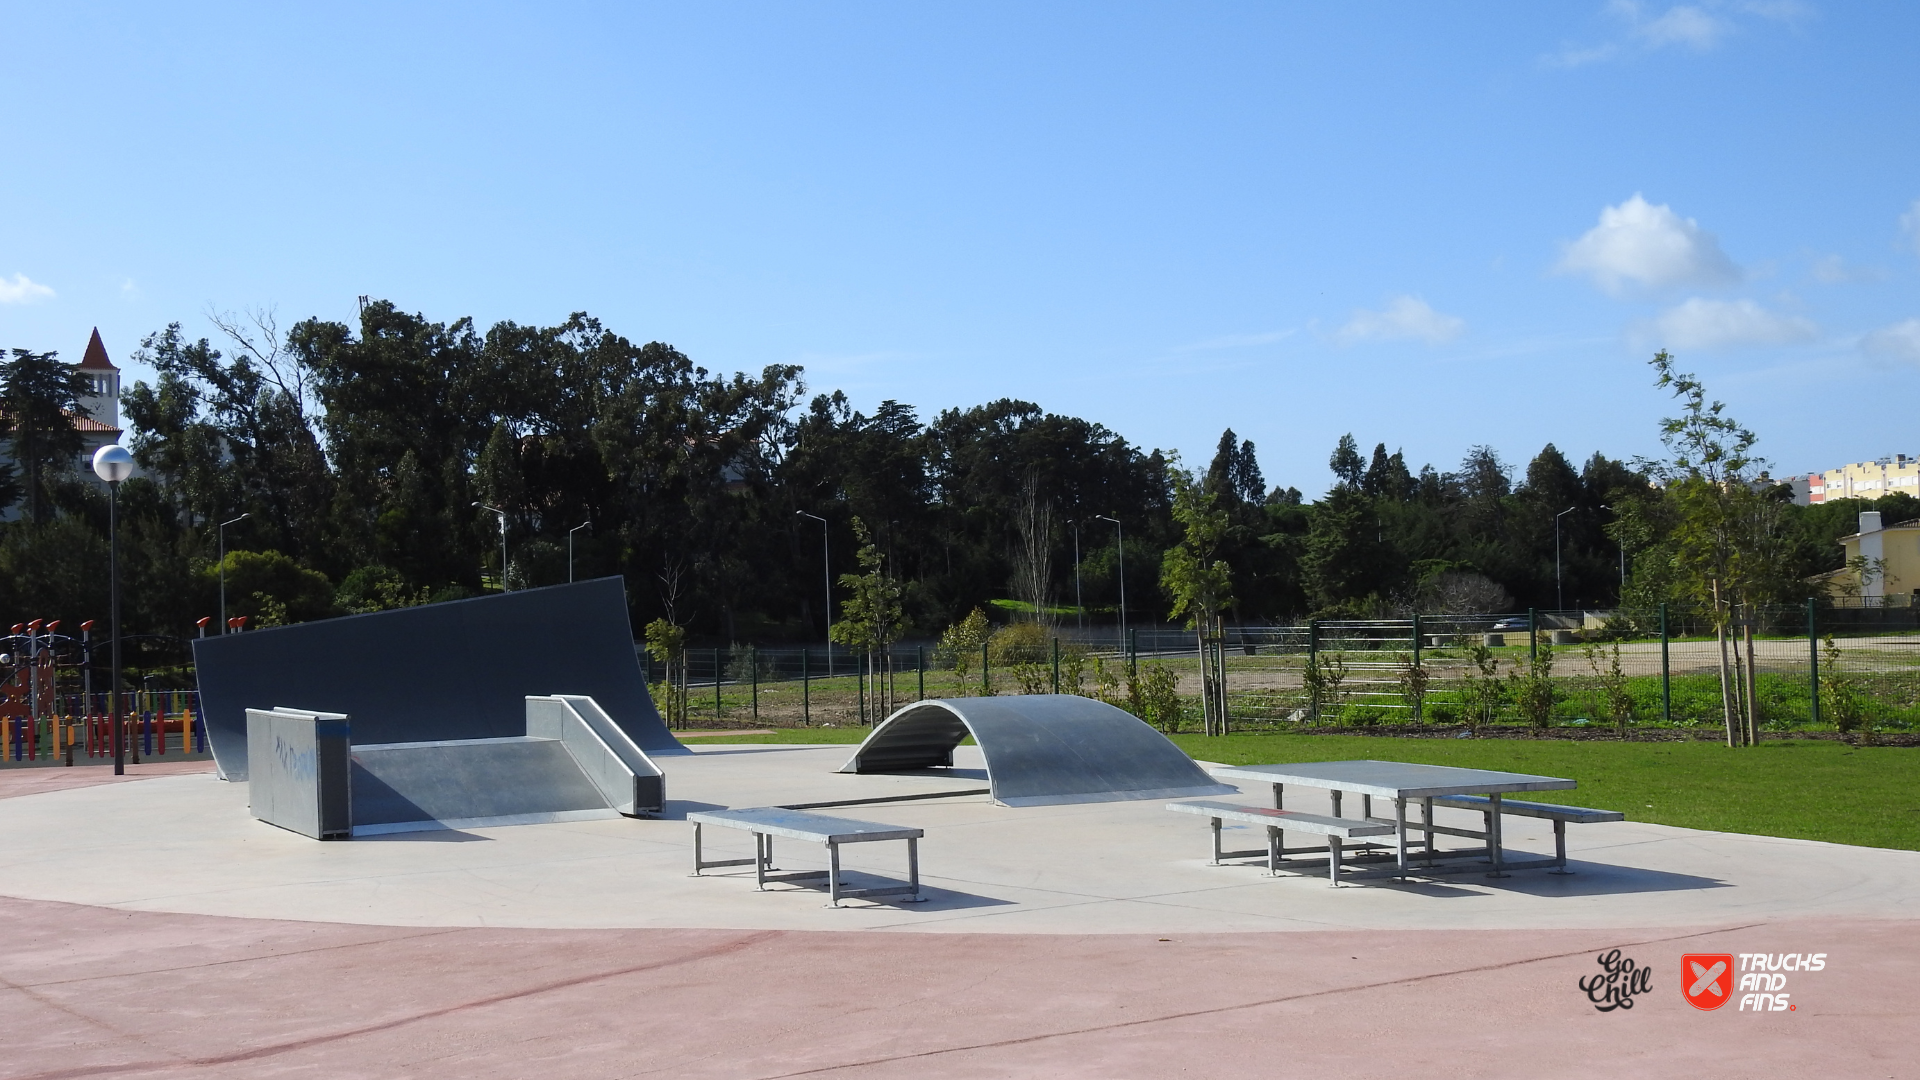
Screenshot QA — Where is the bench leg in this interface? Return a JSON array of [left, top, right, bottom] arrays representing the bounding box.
[[693, 822, 702, 876], [1331, 790, 1342, 819], [755, 833, 767, 890], [1267, 825, 1281, 876], [1328, 836, 1343, 887], [1211, 816, 1223, 865], [1550, 818, 1571, 874], [1395, 798, 1408, 880], [828, 841, 842, 907], [1422, 797, 1434, 866], [1272, 782, 1284, 810]]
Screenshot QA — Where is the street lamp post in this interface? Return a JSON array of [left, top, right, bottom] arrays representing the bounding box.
[[569, 521, 591, 583], [796, 511, 831, 674], [1094, 515, 1125, 655], [218, 513, 249, 633], [473, 503, 509, 591], [1068, 520, 1083, 632], [92, 445, 133, 777], [1600, 504, 1625, 600], [1555, 506, 1577, 612]]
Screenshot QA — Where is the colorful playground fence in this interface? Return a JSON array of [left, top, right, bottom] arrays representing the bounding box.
[[2, 691, 206, 764]]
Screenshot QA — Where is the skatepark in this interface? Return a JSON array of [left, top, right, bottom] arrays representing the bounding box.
[[3, 581, 1916, 1078]]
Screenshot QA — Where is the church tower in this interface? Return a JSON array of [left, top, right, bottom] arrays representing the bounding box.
[[76, 328, 121, 429]]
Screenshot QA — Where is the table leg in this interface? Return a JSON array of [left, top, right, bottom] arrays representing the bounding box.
[[1487, 793, 1507, 878], [905, 836, 926, 901], [1550, 819, 1571, 874], [1422, 797, 1434, 866], [828, 841, 842, 907], [1328, 836, 1343, 887], [1395, 798, 1407, 879], [755, 833, 767, 890]]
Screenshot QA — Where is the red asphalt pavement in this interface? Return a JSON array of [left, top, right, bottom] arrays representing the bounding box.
[[1, 764, 1910, 1079]]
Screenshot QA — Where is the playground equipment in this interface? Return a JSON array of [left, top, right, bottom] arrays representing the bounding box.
[[2, 619, 209, 764]]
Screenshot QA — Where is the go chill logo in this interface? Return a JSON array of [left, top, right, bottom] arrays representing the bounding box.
[[1684, 952, 1825, 1012]]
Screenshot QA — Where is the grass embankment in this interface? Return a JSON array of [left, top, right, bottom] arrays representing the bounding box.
[[689, 727, 1920, 852]]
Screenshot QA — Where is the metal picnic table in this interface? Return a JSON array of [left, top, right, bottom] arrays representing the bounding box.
[[1207, 760, 1579, 879]]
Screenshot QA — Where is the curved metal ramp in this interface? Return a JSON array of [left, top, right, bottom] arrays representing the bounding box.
[[839, 695, 1234, 807]]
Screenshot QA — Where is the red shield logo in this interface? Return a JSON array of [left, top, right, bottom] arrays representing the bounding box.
[[1683, 953, 1734, 1010]]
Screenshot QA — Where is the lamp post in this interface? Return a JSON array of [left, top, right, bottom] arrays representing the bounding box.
[[1095, 515, 1125, 654], [1068, 519, 1084, 632], [796, 511, 831, 673], [92, 445, 133, 776], [1599, 504, 1625, 600], [473, 503, 509, 591], [569, 521, 591, 583], [1555, 505, 1577, 612], [218, 513, 249, 633]]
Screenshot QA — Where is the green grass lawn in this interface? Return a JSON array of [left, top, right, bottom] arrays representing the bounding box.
[[688, 727, 1920, 851]]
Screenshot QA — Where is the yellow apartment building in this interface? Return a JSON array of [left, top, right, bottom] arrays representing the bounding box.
[[1806, 455, 1920, 503]]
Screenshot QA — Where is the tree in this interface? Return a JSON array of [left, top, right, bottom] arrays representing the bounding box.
[[1160, 467, 1234, 733], [1328, 433, 1365, 490], [1, 348, 92, 523], [1646, 351, 1775, 747], [831, 518, 905, 720]]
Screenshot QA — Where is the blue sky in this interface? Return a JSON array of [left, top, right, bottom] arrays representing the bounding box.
[[3, 2, 1917, 496]]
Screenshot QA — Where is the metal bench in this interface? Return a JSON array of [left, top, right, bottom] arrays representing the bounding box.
[[1429, 795, 1624, 873], [688, 807, 927, 907], [1167, 800, 1395, 887]]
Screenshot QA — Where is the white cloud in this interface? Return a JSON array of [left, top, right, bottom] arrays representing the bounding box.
[[1633, 4, 1729, 49], [1902, 199, 1920, 256], [1649, 297, 1817, 349], [1863, 319, 1920, 365], [1809, 254, 1883, 284], [1548, 2, 1807, 67], [1558, 194, 1739, 295], [1175, 329, 1295, 353], [0, 273, 55, 304], [1335, 296, 1465, 346]]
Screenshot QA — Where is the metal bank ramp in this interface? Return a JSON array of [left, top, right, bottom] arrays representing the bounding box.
[[246, 696, 666, 839]]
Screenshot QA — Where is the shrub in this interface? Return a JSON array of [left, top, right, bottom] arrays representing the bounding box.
[[989, 621, 1051, 665]]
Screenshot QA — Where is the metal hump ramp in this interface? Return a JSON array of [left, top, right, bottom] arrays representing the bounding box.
[[247, 696, 665, 839], [838, 695, 1234, 807]]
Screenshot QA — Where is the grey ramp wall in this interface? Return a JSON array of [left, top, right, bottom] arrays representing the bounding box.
[[840, 695, 1235, 806], [195, 577, 684, 781], [349, 738, 610, 827]]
